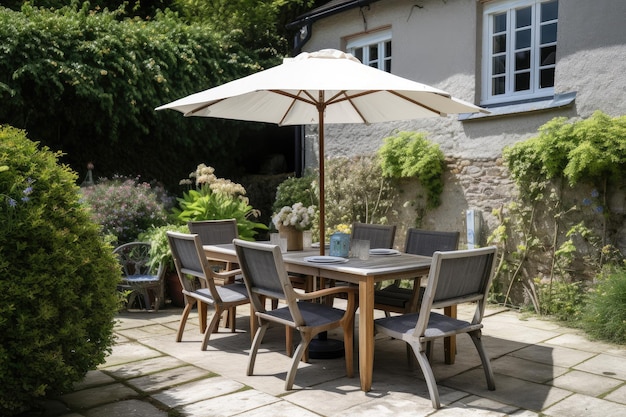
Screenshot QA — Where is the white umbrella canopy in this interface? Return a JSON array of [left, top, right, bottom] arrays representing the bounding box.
[[156, 49, 487, 254]]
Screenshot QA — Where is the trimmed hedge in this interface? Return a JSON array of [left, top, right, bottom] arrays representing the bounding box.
[[0, 126, 120, 414]]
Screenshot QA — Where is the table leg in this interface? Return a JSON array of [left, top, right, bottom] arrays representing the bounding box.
[[358, 277, 375, 391], [444, 305, 457, 364]]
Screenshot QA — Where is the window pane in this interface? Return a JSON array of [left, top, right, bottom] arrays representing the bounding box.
[[540, 68, 555, 88], [541, 22, 557, 44], [516, 28, 531, 49], [541, 0, 559, 22], [369, 45, 378, 61], [516, 7, 532, 28], [515, 72, 530, 91], [354, 48, 363, 62], [540, 45, 556, 66], [493, 55, 506, 75], [384, 59, 391, 72], [494, 12, 507, 33], [493, 34, 507, 53], [515, 51, 530, 70], [385, 41, 392, 58], [492, 76, 506, 95]]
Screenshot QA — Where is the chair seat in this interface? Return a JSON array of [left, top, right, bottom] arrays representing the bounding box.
[[121, 274, 161, 284], [375, 284, 424, 309], [184, 283, 249, 305], [375, 311, 483, 340], [259, 301, 346, 328]]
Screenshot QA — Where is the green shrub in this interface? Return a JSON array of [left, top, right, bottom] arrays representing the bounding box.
[[581, 266, 626, 344], [174, 164, 267, 240], [272, 174, 318, 213], [0, 126, 120, 415], [80, 176, 172, 244], [378, 131, 445, 209]]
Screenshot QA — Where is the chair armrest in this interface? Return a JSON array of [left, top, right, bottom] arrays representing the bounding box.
[[295, 285, 356, 301], [213, 268, 242, 280]]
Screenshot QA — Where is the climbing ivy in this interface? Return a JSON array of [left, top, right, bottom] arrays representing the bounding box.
[[491, 111, 626, 317], [378, 131, 445, 226]]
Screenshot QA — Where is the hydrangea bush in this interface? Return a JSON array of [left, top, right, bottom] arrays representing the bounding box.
[[81, 176, 171, 244], [272, 202, 316, 231], [0, 126, 120, 414]]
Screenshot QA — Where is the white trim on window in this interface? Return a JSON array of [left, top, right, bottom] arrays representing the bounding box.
[[481, 0, 558, 106], [346, 29, 392, 72]]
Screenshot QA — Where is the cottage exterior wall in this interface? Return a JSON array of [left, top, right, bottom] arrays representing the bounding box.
[[300, 0, 626, 247]]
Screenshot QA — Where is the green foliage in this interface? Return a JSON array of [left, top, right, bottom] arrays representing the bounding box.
[[533, 278, 585, 321], [139, 223, 190, 271], [80, 176, 172, 244], [173, 0, 317, 56], [378, 131, 445, 210], [173, 187, 267, 240], [492, 111, 626, 321], [0, 126, 119, 414], [505, 111, 626, 190], [272, 174, 318, 213], [0, 5, 279, 190], [322, 155, 398, 232], [580, 265, 626, 344]]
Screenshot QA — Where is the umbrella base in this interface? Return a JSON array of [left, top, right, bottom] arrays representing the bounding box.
[[309, 332, 344, 359]]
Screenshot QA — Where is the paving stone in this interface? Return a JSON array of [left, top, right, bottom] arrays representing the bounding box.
[[101, 342, 163, 367], [126, 365, 213, 393], [574, 353, 626, 380], [83, 399, 168, 417], [235, 400, 321, 417], [179, 389, 280, 417], [551, 370, 622, 397], [604, 384, 626, 405], [491, 355, 568, 383], [152, 376, 245, 408], [72, 371, 116, 391], [103, 355, 189, 379], [61, 383, 138, 409], [543, 393, 626, 417], [443, 369, 571, 411], [509, 343, 595, 368]]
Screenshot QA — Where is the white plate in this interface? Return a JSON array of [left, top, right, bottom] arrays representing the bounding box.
[[369, 248, 401, 256], [304, 256, 348, 264]]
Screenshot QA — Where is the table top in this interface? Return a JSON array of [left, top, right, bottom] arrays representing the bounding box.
[[203, 243, 432, 283]]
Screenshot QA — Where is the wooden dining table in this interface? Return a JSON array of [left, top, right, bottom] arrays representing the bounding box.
[[203, 243, 442, 392]]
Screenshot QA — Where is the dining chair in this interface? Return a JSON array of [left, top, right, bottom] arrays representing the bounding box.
[[167, 231, 251, 351], [351, 222, 396, 249], [114, 242, 165, 312], [233, 238, 357, 390], [325, 222, 397, 303], [188, 219, 240, 330], [374, 246, 497, 409], [374, 229, 460, 316]]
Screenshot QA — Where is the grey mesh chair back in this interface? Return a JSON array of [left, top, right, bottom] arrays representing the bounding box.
[[404, 229, 460, 256], [167, 231, 249, 350], [374, 229, 460, 315], [233, 238, 356, 390], [351, 222, 396, 249], [188, 219, 238, 245], [374, 246, 497, 409]]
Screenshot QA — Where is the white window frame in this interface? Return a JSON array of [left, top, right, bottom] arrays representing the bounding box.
[[346, 29, 392, 72], [481, 0, 558, 106]]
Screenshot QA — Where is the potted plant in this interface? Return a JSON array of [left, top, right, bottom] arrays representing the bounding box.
[[140, 223, 189, 307], [272, 202, 317, 250]]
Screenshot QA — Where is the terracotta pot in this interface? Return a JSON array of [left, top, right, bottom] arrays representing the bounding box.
[[279, 226, 303, 251], [166, 271, 185, 307]]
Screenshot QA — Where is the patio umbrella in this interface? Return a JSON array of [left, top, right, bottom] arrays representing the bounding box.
[[156, 49, 487, 255]]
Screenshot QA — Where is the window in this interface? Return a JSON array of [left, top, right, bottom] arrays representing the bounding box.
[[482, 0, 558, 105], [346, 29, 392, 72]]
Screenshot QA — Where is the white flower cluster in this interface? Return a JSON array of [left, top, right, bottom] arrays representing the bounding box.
[[272, 202, 316, 231]]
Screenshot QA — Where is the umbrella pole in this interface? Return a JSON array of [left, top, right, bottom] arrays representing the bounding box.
[[318, 98, 326, 256]]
